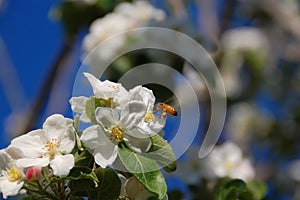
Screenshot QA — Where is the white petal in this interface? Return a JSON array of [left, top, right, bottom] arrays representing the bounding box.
[[10, 129, 46, 158], [94, 145, 118, 169], [84, 73, 128, 101], [16, 157, 49, 168], [0, 150, 12, 171], [81, 125, 118, 168], [124, 134, 152, 153], [69, 96, 90, 122], [95, 107, 120, 128], [138, 117, 166, 134], [59, 125, 76, 154], [81, 125, 110, 149], [50, 154, 74, 177], [120, 101, 146, 129], [69, 96, 88, 114], [43, 114, 73, 139], [126, 86, 155, 110], [0, 179, 23, 199]]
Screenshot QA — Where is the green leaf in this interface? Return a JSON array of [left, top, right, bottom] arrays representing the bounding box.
[[88, 167, 121, 200], [148, 134, 177, 173], [74, 149, 94, 168], [73, 115, 84, 151], [118, 146, 167, 199], [215, 179, 254, 200], [86, 96, 117, 124], [247, 181, 267, 200], [68, 166, 99, 192]]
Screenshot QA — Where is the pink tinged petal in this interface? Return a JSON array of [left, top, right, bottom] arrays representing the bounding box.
[[26, 167, 42, 181], [0, 179, 23, 199], [120, 101, 147, 129], [81, 125, 118, 168], [16, 157, 49, 168], [95, 107, 121, 128], [50, 154, 74, 177], [10, 129, 46, 158], [43, 114, 73, 139]]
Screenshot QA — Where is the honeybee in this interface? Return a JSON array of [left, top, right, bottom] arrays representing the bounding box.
[[156, 103, 177, 118]]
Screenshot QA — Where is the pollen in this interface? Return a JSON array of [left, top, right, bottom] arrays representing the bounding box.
[[143, 111, 155, 122], [110, 126, 124, 143], [224, 161, 235, 171], [7, 167, 22, 182], [43, 138, 60, 160]]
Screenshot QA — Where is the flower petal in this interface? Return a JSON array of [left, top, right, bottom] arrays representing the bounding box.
[[10, 129, 46, 158], [95, 107, 120, 128], [69, 96, 90, 122], [50, 154, 74, 177], [43, 114, 73, 139], [0, 178, 23, 199], [81, 125, 118, 168], [16, 157, 49, 168], [120, 101, 146, 129], [126, 86, 155, 111], [84, 73, 128, 100], [124, 133, 152, 153], [59, 125, 75, 154]]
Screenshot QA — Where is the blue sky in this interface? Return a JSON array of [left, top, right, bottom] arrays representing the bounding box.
[[0, 0, 64, 147]]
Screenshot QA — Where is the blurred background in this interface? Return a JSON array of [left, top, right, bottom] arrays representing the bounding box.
[[1, 0, 300, 199]]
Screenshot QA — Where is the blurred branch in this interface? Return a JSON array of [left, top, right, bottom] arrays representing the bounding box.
[[21, 33, 77, 134], [0, 37, 27, 111]]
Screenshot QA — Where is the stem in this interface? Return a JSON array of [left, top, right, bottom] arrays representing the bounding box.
[[20, 33, 77, 134]]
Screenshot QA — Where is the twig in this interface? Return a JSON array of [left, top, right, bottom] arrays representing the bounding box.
[[20, 33, 77, 134]]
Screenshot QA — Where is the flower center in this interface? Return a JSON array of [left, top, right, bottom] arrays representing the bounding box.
[[7, 167, 22, 182], [224, 161, 235, 171], [143, 111, 155, 122], [110, 126, 124, 143], [43, 138, 60, 160]]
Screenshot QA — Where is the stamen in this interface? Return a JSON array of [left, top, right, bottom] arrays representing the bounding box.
[[110, 126, 124, 143], [144, 111, 155, 122], [43, 138, 60, 160], [7, 167, 22, 182]]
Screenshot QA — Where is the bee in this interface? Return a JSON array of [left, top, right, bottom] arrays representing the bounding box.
[[156, 102, 177, 118]]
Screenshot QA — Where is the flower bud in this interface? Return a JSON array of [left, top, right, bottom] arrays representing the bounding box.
[[26, 167, 41, 181]]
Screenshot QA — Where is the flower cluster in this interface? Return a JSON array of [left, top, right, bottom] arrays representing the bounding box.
[[0, 73, 173, 199]]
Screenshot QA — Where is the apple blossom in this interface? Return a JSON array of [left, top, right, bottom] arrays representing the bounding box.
[[9, 114, 75, 177], [70, 72, 128, 123], [0, 150, 24, 199], [202, 142, 255, 180]]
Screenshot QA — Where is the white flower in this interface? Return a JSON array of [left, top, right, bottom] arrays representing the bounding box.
[[83, 13, 133, 56], [82, 1, 166, 73], [70, 72, 128, 122], [220, 27, 269, 97], [115, 1, 166, 24], [203, 142, 255, 180], [9, 114, 75, 177], [81, 100, 151, 168], [0, 150, 24, 199], [123, 86, 166, 134]]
